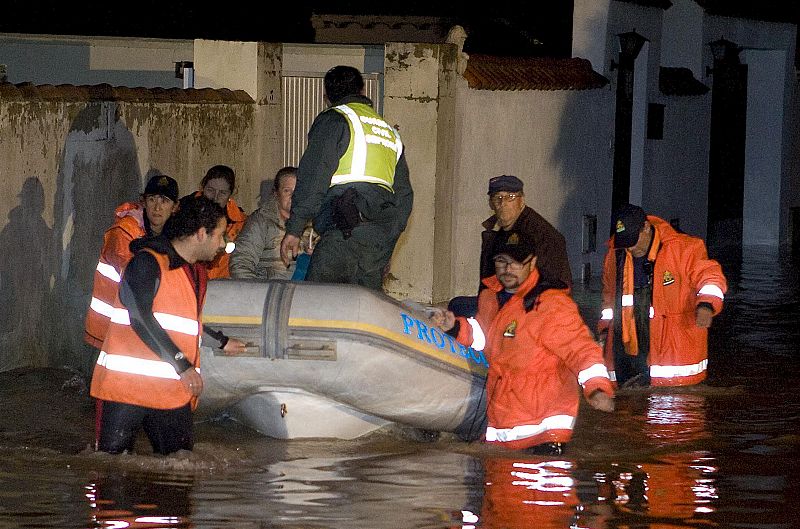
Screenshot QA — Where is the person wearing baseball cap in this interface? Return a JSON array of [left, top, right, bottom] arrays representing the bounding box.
[[83, 173, 180, 448], [447, 174, 572, 318], [598, 203, 728, 388], [433, 229, 614, 454]]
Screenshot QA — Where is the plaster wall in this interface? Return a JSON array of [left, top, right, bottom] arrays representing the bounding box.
[[382, 42, 452, 302], [572, 0, 612, 71], [0, 33, 192, 87], [0, 99, 257, 374], [644, 95, 711, 237], [448, 86, 615, 299], [661, 0, 705, 79]]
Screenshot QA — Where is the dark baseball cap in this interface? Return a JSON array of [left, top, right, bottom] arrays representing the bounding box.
[[612, 203, 647, 248], [488, 175, 524, 195], [143, 174, 179, 203], [492, 230, 536, 262]]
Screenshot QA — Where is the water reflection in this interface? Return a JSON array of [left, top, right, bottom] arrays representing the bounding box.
[[0, 246, 798, 529], [87, 472, 193, 529]]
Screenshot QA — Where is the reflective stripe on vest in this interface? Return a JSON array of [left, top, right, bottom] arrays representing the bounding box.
[[85, 259, 124, 347], [96, 260, 121, 283], [109, 307, 200, 336], [650, 359, 708, 380], [485, 415, 576, 443], [330, 103, 402, 189], [97, 350, 182, 380]]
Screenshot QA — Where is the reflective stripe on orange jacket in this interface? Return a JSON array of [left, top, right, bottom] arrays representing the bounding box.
[[200, 194, 247, 279], [90, 249, 201, 410], [598, 216, 727, 386], [84, 202, 146, 348], [455, 268, 613, 450]]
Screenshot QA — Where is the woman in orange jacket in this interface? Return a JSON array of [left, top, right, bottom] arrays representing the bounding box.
[[182, 165, 248, 279], [435, 231, 614, 454]]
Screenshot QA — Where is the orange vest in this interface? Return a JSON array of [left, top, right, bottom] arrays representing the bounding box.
[[195, 193, 247, 279], [84, 202, 145, 348], [90, 249, 202, 410]]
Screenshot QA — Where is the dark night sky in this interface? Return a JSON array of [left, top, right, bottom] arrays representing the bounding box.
[[1, 1, 574, 57]]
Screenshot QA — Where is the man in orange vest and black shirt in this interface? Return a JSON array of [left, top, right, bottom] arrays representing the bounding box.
[[90, 196, 228, 455]]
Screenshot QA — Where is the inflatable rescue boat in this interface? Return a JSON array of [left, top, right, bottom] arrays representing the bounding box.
[[198, 279, 488, 440]]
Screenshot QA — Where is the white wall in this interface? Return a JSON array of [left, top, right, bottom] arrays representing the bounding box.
[[572, 0, 612, 71], [661, 0, 705, 79], [449, 87, 615, 297], [743, 49, 786, 245]]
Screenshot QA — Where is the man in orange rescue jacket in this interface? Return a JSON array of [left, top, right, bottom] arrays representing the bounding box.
[[90, 196, 227, 455], [434, 231, 614, 455], [598, 203, 727, 388]]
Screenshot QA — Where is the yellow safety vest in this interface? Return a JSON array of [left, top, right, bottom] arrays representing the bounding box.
[[330, 103, 403, 191]]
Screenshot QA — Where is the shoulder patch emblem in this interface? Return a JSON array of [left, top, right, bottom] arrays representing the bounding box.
[[663, 270, 675, 286], [503, 320, 517, 338], [616, 219, 625, 233]]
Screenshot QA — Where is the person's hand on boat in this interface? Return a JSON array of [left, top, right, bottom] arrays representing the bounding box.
[[431, 309, 456, 332], [180, 367, 203, 397], [280, 233, 301, 266], [222, 337, 248, 356], [587, 390, 614, 412]]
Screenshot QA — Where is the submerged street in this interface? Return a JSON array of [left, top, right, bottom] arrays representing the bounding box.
[[0, 244, 797, 529]]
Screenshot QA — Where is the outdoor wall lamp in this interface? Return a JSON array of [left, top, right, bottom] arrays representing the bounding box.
[[610, 30, 648, 70]]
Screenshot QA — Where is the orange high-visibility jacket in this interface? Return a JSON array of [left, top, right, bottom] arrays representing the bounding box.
[[193, 193, 247, 279], [455, 269, 614, 450], [598, 215, 727, 386], [84, 202, 146, 349], [90, 248, 203, 410]]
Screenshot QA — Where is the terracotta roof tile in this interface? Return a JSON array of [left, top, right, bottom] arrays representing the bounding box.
[[0, 82, 254, 103], [659, 67, 709, 96], [464, 54, 609, 91]]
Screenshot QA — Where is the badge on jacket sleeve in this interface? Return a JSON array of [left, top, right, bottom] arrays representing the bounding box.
[[503, 320, 517, 337], [663, 270, 675, 286]]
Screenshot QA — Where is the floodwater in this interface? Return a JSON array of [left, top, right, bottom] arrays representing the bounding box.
[[1, 245, 798, 529]]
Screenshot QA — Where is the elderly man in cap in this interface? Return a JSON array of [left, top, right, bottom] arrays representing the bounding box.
[[449, 175, 572, 317], [598, 203, 728, 388], [434, 230, 614, 455]]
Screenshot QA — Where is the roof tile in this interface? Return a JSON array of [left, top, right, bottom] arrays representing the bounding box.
[[464, 54, 609, 91], [0, 82, 254, 103]]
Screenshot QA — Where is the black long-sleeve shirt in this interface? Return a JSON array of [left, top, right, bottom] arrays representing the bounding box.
[[120, 236, 225, 373], [286, 94, 413, 239]]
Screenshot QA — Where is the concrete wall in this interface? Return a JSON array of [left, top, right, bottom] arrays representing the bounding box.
[[382, 42, 458, 302], [0, 33, 192, 87], [0, 97, 257, 374]]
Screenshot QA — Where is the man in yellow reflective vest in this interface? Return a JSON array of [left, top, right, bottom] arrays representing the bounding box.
[[280, 65, 413, 290], [90, 196, 228, 455]]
